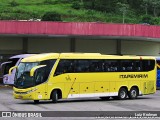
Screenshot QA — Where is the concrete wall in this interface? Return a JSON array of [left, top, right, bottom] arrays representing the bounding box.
[[76, 39, 117, 54], [28, 38, 70, 53], [121, 40, 160, 56], [0, 37, 160, 56], [0, 37, 22, 54]]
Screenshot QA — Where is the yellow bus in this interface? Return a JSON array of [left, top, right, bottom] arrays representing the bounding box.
[[11, 53, 156, 103]]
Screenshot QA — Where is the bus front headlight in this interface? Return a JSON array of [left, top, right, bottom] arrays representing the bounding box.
[[26, 88, 37, 94]]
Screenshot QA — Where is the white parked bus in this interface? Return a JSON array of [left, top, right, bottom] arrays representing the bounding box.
[[0, 54, 35, 85]]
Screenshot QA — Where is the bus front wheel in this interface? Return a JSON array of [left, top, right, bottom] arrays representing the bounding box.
[[128, 87, 138, 99], [51, 90, 58, 103]]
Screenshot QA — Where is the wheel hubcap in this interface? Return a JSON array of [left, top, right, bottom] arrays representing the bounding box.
[[131, 90, 137, 98], [55, 93, 58, 100], [120, 91, 126, 98]]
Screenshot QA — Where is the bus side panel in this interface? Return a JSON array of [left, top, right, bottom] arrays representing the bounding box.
[[80, 82, 94, 95], [115, 80, 128, 91], [142, 81, 155, 95], [128, 81, 141, 93], [47, 76, 65, 99], [141, 80, 156, 95], [65, 82, 79, 98], [94, 82, 105, 93], [110, 81, 117, 93]]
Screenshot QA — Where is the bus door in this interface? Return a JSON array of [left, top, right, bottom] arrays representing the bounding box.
[[34, 67, 48, 100], [34, 59, 57, 100], [55, 59, 79, 98]]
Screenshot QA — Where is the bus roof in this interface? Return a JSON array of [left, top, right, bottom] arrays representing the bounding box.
[[156, 57, 160, 60], [21, 53, 60, 62], [10, 54, 36, 59], [21, 53, 155, 62]]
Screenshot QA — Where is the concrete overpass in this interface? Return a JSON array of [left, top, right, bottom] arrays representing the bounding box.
[[0, 21, 160, 61]]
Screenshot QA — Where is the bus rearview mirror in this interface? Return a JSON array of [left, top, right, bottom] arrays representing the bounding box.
[[9, 66, 17, 75], [30, 65, 46, 77]]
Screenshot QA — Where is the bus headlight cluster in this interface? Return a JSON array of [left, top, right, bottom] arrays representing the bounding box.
[[26, 88, 38, 94]]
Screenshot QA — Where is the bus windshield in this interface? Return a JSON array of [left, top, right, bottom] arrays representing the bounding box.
[[14, 60, 56, 89], [14, 62, 39, 89]]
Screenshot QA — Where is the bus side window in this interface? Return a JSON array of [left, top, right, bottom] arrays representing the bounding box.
[[75, 60, 90, 72], [36, 59, 56, 85], [121, 60, 134, 72], [89, 60, 103, 72], [103, 60, 118, 72], [54, 60, 75, 76], [142, 60, 155, 71], [134, 61, 142, 71]]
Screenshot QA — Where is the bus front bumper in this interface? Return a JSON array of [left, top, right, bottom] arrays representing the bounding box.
[[13, 92, 35, 100]]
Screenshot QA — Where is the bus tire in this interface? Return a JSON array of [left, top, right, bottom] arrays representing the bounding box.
[[118, 88, 127, 100], [128, 87, 138, 99], [34, 100, 39, 104], [51, 90, 58, 103], [100, 97, 110, 100]]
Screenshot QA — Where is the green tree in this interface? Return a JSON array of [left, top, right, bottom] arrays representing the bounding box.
[[150, 0, 160, 17], [142, 0, 150, 15], [83, 0, 130, 13], [117, 2, 129, 23], [142, 0, 160, 16], [41, 12, 62, 21]]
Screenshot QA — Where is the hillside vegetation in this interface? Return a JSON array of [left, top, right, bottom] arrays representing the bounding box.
[[0, 0, 160, 25]]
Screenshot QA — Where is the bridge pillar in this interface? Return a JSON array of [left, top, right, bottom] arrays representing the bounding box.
[[22, 37, 28, 53], [70, 38, 76, 52], [116, 40, 121, 55]]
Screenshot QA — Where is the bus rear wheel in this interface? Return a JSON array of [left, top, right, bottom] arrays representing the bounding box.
[[128, 87, 138, 99], [118, 88, 127, 100], [51, 90, 58, 103]]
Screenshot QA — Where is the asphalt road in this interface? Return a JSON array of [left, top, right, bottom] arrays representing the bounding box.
[[0, 86, 160, 120]]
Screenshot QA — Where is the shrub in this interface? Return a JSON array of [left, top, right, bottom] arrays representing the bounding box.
[[10, 0, 19, 7], [43, 0, 54, 4], [71, 2, 81, 10], [140, 15, 153, 25], [41, 12, 62, 21]]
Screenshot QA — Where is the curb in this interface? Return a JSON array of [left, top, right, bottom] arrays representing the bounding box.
[[0, 84, 13, 88]]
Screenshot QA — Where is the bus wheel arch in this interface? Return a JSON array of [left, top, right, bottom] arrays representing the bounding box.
[[128, 86, 139, 99], [50, 89, 62, 103], [117, 86, 128, 100]]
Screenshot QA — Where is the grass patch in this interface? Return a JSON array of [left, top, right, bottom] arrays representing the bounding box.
[[0, 0, 147, 24]]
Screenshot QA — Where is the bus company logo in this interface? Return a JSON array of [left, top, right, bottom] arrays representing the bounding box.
[[2, 112, 11, 117], [120, 74, 148, 79]]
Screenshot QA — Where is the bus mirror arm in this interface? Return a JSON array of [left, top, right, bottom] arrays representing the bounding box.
[[9, 66, 17, 75], [30, 65, 46, 77]]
